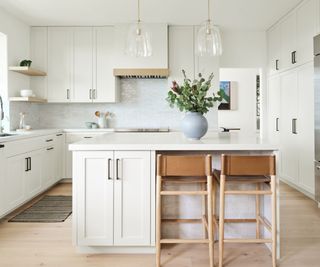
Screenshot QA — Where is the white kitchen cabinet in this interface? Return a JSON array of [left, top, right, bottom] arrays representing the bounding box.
[[114, 24, 168, 69], [95, 27, 119, 103], [279, 71, 299, 184], [74, 27, 94, 103], [30, 27, 48, 99], [42, 145, 57, 188], [297, 63, 315, 193], [114, 151, 151, 245], [267, 75, 281, 145], [4, 154, 26, 212], [168, 26, 195, 84], [281, 12, 297, 71], [0, 145, 5, 216], [268, 24, 282, 75], [75, 150, 151, 246], [296, 0, 320, 65], [65, 132, 108, 178], [25, 149, 43, 198], [77, 151, 114, 246], [48, 27, 74, 102], [55, 133, 65, 179]]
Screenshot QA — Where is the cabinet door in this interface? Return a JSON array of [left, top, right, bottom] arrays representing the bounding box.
[[74, 27, 94, 103], [25, 150, 43, 198], [268, 76, 281, 144], [168, 26, 195, 84], [268, 25, 281, 75], [297, 63, 315, 193], [114, 151, 151, 246], [296, 0, 319, 65], [48, 27, 74, 102], [42, 146, 57, 188], [30, 27, 48, 99], [55, 133, 65, 180], [77, 151, 114, 246], [281, 13, 297, 70], [280, 71, 299, 183], [0, 149, 6, 216], [94, 27, 118, 103], [5, 155, 26, 212]]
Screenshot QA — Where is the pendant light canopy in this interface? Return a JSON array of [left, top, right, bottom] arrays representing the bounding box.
[[126, 0, 152, 57], [196, 0, 222, 57]]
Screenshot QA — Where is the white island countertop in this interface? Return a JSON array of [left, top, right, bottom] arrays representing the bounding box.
[[69, 132, 278, 151]]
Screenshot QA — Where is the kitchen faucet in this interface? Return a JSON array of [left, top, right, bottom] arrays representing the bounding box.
[[0, 96, 4, 133]]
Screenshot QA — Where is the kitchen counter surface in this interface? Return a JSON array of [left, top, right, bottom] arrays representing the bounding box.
[[69, 132, 278, 151], [0, 129, 63, 143]]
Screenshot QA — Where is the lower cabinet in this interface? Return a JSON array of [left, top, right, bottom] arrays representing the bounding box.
[[25, 149, 43, 198], [76, 150, 151, 246]]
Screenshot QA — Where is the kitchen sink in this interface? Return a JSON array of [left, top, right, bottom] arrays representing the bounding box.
[[0, 133, 16, 137]]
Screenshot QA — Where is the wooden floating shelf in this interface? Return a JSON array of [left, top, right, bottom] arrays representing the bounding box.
[[9, 97, 47, 103], [9, 66, 47, 76]]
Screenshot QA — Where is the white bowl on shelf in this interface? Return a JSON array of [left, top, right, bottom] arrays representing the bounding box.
[[20, 89, 33, 97]]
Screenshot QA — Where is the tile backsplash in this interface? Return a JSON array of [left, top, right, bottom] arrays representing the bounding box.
[[10, 79, 218, 130]]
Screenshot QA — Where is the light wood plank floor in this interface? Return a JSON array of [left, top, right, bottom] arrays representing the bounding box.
[[0, 182, 319, 267]]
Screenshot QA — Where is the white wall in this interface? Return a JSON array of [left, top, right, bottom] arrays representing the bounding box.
[[0, 7, 30, 131], [218, 68, 259, 135]]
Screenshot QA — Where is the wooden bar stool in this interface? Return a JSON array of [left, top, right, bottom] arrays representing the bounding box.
[[213, 154, 277, 267], [156, 154, 214, 267]]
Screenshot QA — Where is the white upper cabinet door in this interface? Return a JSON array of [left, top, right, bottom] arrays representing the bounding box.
[[25, 149, 43, 198], [94, 27, 119, 103], [168, 26, 195, 84], [30, 27, 48, 99], [76, 151, 114, 246], [114, 24, 168, 68], [281, 12, 297, 70], [268, 24, 282, 75], [48, 27, 74, 102], [114, 151, 151, 246], [296, 0, 320, 65], [297, 63, 315, 193], [267, 75, 281, 144], [74, 27, 94, 103], [280, 71, 299, 183]]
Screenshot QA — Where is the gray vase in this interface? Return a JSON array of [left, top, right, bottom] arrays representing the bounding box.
[[181, 112, 208, 140]]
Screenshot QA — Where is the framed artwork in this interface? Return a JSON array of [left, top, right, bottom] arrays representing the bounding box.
[[218, 81, 231, 110]]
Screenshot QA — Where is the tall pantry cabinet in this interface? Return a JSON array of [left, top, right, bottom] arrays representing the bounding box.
[[267, 0, 319, 196]]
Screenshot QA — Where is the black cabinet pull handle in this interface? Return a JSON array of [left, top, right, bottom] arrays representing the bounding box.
[[292, 118, 297, 134], [0, 144, 4, 148], [276, 59, 279, 71], [276, 118, 279, 132], [25, 158, 29, 172], [116, 159, 120, 180], [291, 51, 297, 64], [83, 136, 93, 139], [46, 139, 53, 142], [56, 134, 63, 136], [67, 89, 70, 100], [108, 159, 112, 180], [47, 147, 54, 151]]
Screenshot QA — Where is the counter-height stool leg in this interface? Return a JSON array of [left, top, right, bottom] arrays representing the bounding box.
[[207, 174, 214, 267], [256, 183, 261, 239], [202, 183, 208, 239], [156, 162, 162, 267], [218, 175, 226, 267], [271, 175, 277, 267]]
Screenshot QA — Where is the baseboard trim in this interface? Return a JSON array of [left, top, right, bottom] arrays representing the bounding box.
[[280, 178, 315, 200], [76, 246, 156, 254], [59, 178, 72, 183]]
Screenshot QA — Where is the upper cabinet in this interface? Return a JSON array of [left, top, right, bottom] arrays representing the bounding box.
[[32, 26, 119, 103], [113, 24, 168, 69], [267, 0, 320, 75]]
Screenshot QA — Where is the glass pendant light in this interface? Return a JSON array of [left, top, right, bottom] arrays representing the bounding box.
[[196, 0, 222, 56], [126, 0, 152, 57]]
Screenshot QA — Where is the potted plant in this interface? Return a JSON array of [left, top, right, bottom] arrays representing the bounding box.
[[167, 70, 224, 140]]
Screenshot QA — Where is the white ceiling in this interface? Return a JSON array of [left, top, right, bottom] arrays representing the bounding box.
[[0, 0, 303, 30]]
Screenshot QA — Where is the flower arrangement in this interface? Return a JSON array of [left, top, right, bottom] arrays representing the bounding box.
[[167, 70, 226, 115]]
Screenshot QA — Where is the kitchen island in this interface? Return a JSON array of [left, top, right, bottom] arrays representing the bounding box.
[[69, 132, 279, 256]]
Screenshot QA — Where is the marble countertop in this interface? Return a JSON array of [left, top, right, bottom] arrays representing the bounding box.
[[69, 132, 278, 151]]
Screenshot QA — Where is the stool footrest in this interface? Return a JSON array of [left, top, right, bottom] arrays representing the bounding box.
[[224, 238, 272, 244], [160, 239, 210, 244], [224, 190, 272, 195], [222, 218, 257, 223], [162, 218, 202, 223], [161, 191, 208, 196]]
